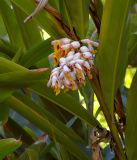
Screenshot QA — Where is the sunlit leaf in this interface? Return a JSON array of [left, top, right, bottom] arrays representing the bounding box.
[[96, 0, 133, 113], [0, 138, 22, 159]]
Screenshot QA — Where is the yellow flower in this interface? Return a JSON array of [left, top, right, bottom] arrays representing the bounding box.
[[52, 40, 62, 53], [64, 72, 74, 83], [61, 49, 69, 57], [54, 83, 60, 95], [75, 68, 85, 84], [71, 82, 78, 91], [52, 53, 60, 66], [92, 50, 97, 54]]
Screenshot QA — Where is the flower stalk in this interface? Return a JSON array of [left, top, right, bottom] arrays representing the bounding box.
[[90, 69, 126, 160]]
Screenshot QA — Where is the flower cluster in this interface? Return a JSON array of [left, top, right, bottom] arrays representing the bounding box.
[[47, 38, 99, 95]]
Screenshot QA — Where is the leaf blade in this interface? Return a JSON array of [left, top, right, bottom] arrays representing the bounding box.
[[96, 0, 132, 113]]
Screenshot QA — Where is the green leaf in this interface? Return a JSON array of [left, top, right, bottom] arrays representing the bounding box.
[[12, 0, 68, 39], [30, 82, 101, 128], [0, 57, 48, 101], [19, 149, 39, 160], [20, 37, 52, 67], [0, 57, 26, 73], [0, 38, 15, 57], [0, 138, 22, 159], [128, 33, 137, 64], [0, 0, 24, 47], [5, 117, 34, 145], [49, 0, 60, 10], [0, 15, 7, 36], [59, 0, 73, 31], [0, 57, 25, 101], [96, 0, 133, 113], [61, 0, 90, 39], [0, 101, 9, 124], [14, 92, 84, 144], [125, 70, 137, 160], [12, 1, 42, 49], [7, 96, 90, 160], [128, 14, 137, 64], [0, 69, 48, 88]]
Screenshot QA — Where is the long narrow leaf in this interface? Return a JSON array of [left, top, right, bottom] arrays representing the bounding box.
[[12, 2, 42, 49], [7, 96, 90, 160], [12, 0, 68, 39], [96, 0, 133, 113], [0, 0, 24, 47], [30, 82, 101, 128], [126, 71, 137, 160]]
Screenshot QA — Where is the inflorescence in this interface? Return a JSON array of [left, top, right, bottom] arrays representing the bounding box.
[[47, 38, 99, 95]]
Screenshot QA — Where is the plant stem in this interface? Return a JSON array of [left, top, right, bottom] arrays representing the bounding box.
[[90, 70, 126, 160]]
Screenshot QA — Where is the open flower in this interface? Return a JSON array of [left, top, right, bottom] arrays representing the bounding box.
[[47, 38, 99, 95]]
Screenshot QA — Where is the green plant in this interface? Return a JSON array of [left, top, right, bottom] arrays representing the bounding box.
[[0, 0, 137, 159]]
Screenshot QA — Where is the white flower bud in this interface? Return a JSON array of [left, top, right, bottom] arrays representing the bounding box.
[[88, 44, 94, 52], [66, 55, 74, 62], [51, 40, 60, 45], [67, 51, 75, 57], [82, 52, 92, 59], [59, 57, 66, 65], [75, 63, 83, 70], [64, 78, 71, 86], [51, 71, 59, 77], [59, 72, 64, 80], [83, 61, 90, 70], [73, 52, 81, 60], [61, 44, 71, 50], [71, 41, 80, 49], [80, 46, 89, 52], [47, 78, 52, 87], [69, 60, 76, 66], [89, 60, 94, 66], [81, 39, 91, 44], [51, 76, 58, 87], [60, 38, 71, 44], [63, 65, 71, 72], [91, 41, 99, 47], [52, 67, 60, 73], [75, 59, 84, 65]]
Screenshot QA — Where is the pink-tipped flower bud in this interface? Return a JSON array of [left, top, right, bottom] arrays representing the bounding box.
[[75, 59, 84, 65], [75, 63, 83, 70], [80, 46, 89, 52], [83, 61, 91, 70], [51, 67, 60, 74], [89, 60, 94, 66], [63, 65, 71, 72], [59, 72, 64, 80], [67, 51, 75, 57], [71, 41, 80, 49], [91, 41, 99, 47], [59, 57, 66, 65], [69, 60, 76, 66], [51, 40, 60, 45], [61, 44, 72, 50], [73, 52, 81, 60], [81, 39, 91, 44], [51, 76, 58, 87], [47, 78, 52, 87], [60, 38, 71, 44], [66, 55, 74, 62], [82, 52, 92, 59]]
